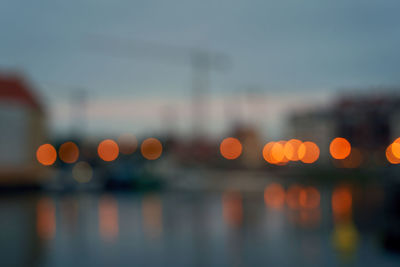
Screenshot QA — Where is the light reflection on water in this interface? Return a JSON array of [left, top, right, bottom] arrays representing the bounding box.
[[0, 183, 398, 267]]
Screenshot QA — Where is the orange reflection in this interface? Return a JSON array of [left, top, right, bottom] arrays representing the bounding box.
[[36, 197, 56, 240], [332, 187, 352, 222], [58, 141, 79, 163], [284, 139, 302, 161], [298, 141, 320, 163], [99, 195, 119, 242], [142, 195, 163, 239], [286, 185, 303, 210], [298, 209, 321, 228], [117, 133, 138, 155], [98, 139, 119, 162], [299, 187, 320, 210], [141, 138, 163, 160], [264, 183, 285, 210], [222, 191, 243, 227], [330, 138, 351, 159], [36, 144, 57, 166], [220, 137, 242, 160], [386, 144, 400, 164]]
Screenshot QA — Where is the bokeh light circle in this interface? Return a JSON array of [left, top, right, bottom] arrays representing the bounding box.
[[220, 137, 242, 160], [98, 139, 119, 162], [298, 141, 320, 164], [58, 141, 79, 163], [330, 137, 351, 159], [141, 138, 163, 160], [72, 161, 93, 183], [271, 142, 285, 163], [284, 139, 302, 161], [386, 144, 400, 164], [36, 144, 57, 166], [277, 140, 290, 165], [262, 142, 276, 164], [391, 138, 400, 159]]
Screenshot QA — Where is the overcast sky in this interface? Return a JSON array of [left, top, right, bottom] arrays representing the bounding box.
[[1, 0, 400, 138]]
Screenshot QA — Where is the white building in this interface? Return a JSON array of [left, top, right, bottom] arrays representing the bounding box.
[[0, 74, 47, 185]]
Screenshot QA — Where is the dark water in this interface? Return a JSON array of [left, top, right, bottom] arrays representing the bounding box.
[[0, 184, 399, 267]]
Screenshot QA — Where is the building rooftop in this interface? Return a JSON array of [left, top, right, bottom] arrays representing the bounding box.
[[0, 73, 42, 112]]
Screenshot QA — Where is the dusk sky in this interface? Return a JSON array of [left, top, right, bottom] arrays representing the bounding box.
[[1, 0, 400, 138]]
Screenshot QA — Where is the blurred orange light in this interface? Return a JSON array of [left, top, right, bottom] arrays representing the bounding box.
[[392, 143, 400, 158], [284, 139, 302, 161], [36, 144, 57, 166], [286, 185, 303, 210], [298, 141, 320, 164], [386, 144, 400, 164], [36, 197, 56, 240], [222, 191, 243, 227], [262, 141, 288, 165], [142, 195, 163, 239], [271, 141, 285, 163], [264, 183, 285, 210], [298, 209, 321, 228], [98, 139, 119, 162], [99, 195, 119, 242], [332, 187, 352, 222], [275, 141, 290, 165], [220, 137, 242, 160], [58, 141, 79, 163], [117, 133, 138, 155], [263, 142, 277, 164], [141, 138, 163, 160], [299, 187, 320, 209], [330, 138, 351, 159], [391, 138, 400, 159]]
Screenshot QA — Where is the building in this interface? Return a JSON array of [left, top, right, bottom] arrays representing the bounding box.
[[288, 92, 400, 165], [0, 73, 47, 185], [289, 108, 335, 163]]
